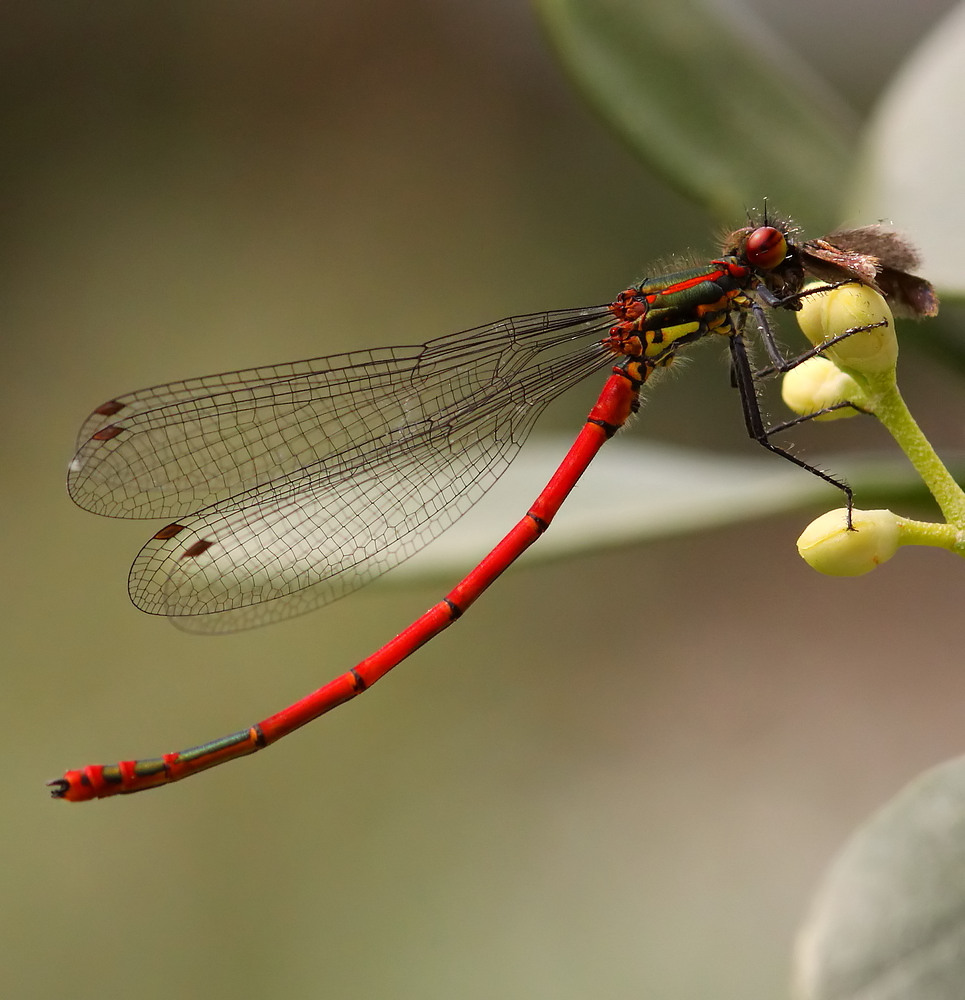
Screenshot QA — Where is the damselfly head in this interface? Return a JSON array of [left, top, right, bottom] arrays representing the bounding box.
[[722, 215, 939, 319], [718, 212, 801, 260], [720, 216, 806, 301]]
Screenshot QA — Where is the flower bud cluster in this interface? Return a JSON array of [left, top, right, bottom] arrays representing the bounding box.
[[787, 283, 905, 576]]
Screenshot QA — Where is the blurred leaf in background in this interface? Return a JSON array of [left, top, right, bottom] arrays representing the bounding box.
[[535, 0, 858, 231], [795, 757, 965, 1000]]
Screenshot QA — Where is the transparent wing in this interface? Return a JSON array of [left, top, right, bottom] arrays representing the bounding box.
[[69, 307, 615, 632]]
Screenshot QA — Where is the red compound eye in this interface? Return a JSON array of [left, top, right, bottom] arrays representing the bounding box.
[[744, 226, 787, 270]]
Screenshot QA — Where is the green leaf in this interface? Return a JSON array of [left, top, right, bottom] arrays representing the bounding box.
[[848, 1, 965, 297], [794, 757, 965, 1000], [534, 0, 858, 230]]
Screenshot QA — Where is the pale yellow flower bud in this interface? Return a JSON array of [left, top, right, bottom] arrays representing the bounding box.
[[781, 356, 862, 421], [796, 283, 898, 374], [797, 508, 900, 576]]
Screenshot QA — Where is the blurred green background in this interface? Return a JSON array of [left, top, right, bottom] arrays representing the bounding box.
[[5, 2, 965, 998]]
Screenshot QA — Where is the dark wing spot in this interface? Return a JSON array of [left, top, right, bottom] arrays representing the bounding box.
[[153, 523, 187, 541], [181, 539, 215, 559], [94, 400, 124, 417], [92, 425, 123, 441]]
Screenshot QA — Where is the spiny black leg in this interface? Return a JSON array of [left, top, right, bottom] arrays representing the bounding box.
[[749, 301, 788, 369], [753, 317, 888, 380], [756, 279, 855, 312], [752, 279, 889, 379], [766, 402, 870, 437], [728, 332, 854, 527]]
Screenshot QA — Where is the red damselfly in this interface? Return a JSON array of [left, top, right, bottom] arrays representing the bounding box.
[[50, 215, 937, 801]]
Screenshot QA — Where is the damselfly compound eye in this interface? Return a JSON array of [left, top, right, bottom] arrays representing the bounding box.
[[744, 226, 788, 270]]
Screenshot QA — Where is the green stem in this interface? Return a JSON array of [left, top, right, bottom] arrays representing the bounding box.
[[858, 372, 965, 526], [895, 516, 965, 556]]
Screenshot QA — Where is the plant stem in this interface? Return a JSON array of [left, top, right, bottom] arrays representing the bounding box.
[[860, 372, 965, 527]]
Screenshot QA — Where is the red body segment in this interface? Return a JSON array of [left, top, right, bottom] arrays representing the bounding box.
[[55, 370, 639, 799]]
